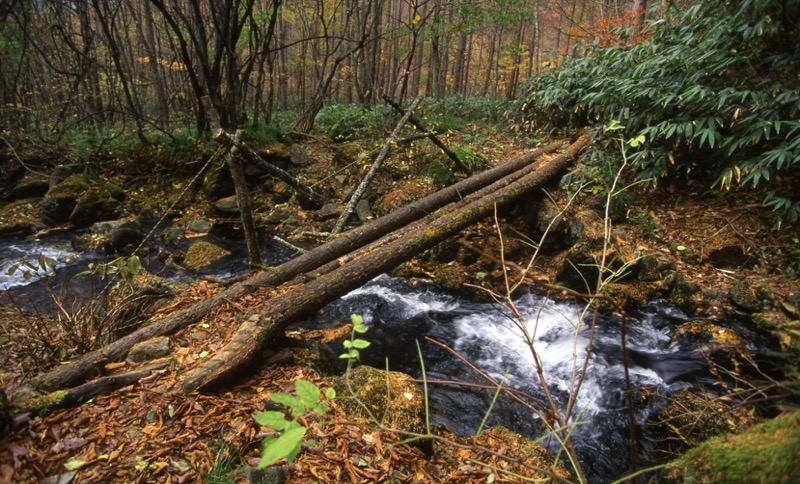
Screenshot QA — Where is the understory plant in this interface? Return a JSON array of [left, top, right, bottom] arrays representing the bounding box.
[[518, 0, 800, 224]]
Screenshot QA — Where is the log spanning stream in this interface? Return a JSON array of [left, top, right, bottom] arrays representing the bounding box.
[[0, 233, 774, 482]]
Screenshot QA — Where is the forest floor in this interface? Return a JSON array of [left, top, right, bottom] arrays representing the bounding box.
[[1, 126, 799, 483]]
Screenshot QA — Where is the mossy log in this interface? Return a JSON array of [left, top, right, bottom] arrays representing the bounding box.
[[25, 138, 570, 398], [178, 134, 590, 393]]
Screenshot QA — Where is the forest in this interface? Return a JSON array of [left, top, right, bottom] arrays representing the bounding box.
[[1, 0, 799, 482]]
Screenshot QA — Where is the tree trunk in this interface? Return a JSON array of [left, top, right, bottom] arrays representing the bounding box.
[[330, 96, 424, 235], [178, 134, 590, 392], [227, 129, 262, 268], [212, 128, 326, 208], [22, 137, 572, 397]]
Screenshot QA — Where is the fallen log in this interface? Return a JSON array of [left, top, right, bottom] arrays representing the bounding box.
[[178, 133, 591, 393], [330, 96, 424, 236], [383, 95, 472, 175], [212, 128, 326, 208], [21, 137, 569, 398]]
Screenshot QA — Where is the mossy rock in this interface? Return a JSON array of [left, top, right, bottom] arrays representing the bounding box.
[[654, 389, 756, 454], [661, 272, 701, 315], [472, 427, 573, 482], [40, 174, 89, 225], [662, 411, 800, 483], [70, 186, 121, 227], [729, 281, 761, 313], [334, 365, 425, 435], [183, 240, 231, 271]]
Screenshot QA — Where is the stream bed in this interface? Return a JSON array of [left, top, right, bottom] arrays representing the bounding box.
[[0, 232, 774, 482], [301, 275, 772, 482]]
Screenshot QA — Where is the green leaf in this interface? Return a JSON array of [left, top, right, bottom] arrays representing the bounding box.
[[270, 393, 306, 415], [295, 379, 320, 407], [127, 255, 141, 275], [325, 387, 336, 400], [258, 426, 306, 468], [351, 314, 368, 333], [5, 264, 19, 276], [351, 339, 371, 349], [253, 410, 292, 431]]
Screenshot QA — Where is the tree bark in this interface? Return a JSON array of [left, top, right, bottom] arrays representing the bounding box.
[[382, 95, 472, 175], [178, 133, 591, 393], [330, 96, 424, 235], [22, 137, 571, 397], [227, 129, 262, 268], [212, 128, 326, 208]]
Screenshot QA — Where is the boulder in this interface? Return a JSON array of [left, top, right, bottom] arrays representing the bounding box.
[[48, 165, 74, 188], [354, 199, 373, 222], [318, 202, 341, 220], [183, 240, 230, 271], [40, 174, 88, 225], [729, 281, 761, 312], [107, 220, 145, 252], [256, 143, 292, 170], [6, 173, 49, 200], [69, 185, 121, 227], [333, 365, 425, 435], [526, 197, 568, 252], [214, 196, 240, 215], [661, 272, 701, 315], [271, 181, 293, 204], [187, 219, 212, 234], [661, 410, 799, 483], [290, 143, 311, 166], [202, 164, 234, 199]]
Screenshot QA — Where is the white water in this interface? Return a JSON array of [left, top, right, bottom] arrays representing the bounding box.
[[0, 238, 79, 289]]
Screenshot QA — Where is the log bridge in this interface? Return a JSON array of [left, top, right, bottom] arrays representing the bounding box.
[[13, 125, 590, 414]]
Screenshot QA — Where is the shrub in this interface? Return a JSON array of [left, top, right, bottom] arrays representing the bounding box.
[[518, 0, 800, 222]]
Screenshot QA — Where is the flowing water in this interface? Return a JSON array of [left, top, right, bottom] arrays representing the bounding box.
[[304, 275, 770, 482], [1, 234, 772, 481]]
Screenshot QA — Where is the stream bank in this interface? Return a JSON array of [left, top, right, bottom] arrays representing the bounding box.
[[1, 134, 799, 482]]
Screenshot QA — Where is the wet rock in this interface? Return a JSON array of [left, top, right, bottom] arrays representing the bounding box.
[[0, 198, 44, 236], [107, 220, 145, 253], [729, 281, 760, 312], [271, 181, 293, 204], [354, 199, 373, 222], [48, 165, 74, 188], [661, 272, 701, 315], [671, 320, 744, 351], [332, 142, 362, 167], [214, 196, 239, 215], [202, 164, 234, 199], [128, 337, 171, 362], [290, 143, 310, 166], [187, 219, 212, 234], [40, 174, 88, 225], [334, 365, 425, 435], [264, 206, 291, 225], [183, 240, 230, 271], [526, 197, 568, 252], [6, 173, 49, 200], [69, 185, 121, 227]]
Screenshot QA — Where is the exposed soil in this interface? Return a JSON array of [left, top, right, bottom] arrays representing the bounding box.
[[1, 129, 798, 483]]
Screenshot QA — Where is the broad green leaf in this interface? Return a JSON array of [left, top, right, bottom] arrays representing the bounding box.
[[270, 393, 306, 415], [351, 339, 371, 349], [295, 379, 320, 406], [253, 410, 293, 431], [258, 426, 306, 468], [325, 387, 336, 400], [127, 255, 141, 275]]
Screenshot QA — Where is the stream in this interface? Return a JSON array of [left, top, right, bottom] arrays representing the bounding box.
[[0, 232, 774, 482]]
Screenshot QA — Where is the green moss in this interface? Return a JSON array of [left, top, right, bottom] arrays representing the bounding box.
[[23, 389, 68, 416], [663, 411, 800, 483]]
